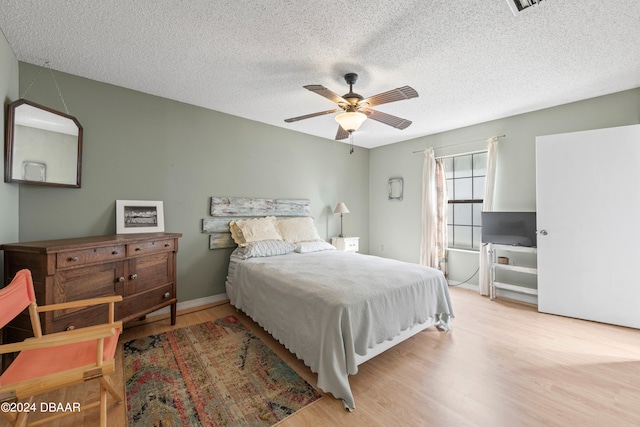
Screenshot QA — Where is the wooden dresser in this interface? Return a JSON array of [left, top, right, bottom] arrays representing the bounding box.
[[1, 232, 181, 347]]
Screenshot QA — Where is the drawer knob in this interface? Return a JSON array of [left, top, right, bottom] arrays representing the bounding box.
[[164, 243, 170, 247], [164, 292, 171, 298], [130, 273, 138, 280], [118, 276, 125, 282], [70, 256, 79, 262], [66, 325, 75, 331], [135, 247, 142, 252], [112, 251, 119, 255]]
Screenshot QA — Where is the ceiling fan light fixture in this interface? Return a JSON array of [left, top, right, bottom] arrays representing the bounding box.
[[284, 73, 418, 142], [335, 111, 367, 132]]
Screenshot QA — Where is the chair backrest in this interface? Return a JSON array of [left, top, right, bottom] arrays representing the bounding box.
[[0, 269, 37, 329]]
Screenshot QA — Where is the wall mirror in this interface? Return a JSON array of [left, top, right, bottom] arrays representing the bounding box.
[[5, 99, 82, 187]]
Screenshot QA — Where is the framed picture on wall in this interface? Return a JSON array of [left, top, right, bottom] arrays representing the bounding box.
[[388, 177, 404, 201], [116, 200, 165, 234]]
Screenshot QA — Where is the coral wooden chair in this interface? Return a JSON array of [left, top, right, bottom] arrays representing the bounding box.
[[0, 269, 123, 427]]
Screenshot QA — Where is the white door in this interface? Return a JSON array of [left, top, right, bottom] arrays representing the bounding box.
[[536, 124, 640, 328]]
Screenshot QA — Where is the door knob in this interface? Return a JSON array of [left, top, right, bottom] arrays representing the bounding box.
[[539, 230, 548, 236]]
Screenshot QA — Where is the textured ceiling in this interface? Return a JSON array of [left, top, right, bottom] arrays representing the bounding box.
[[1, 0, 639, 149]]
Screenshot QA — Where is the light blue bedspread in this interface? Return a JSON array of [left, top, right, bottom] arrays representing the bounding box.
[[226, 250, 453, 410]]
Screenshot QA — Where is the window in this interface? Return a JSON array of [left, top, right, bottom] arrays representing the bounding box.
[[444, 151, 487, 250]]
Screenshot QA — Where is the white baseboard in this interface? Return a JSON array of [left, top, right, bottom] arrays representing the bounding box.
[[148, 284, 538, 318], [146, 293, 229, 318], [448, 280, 478, 292], [447, 280, 538, 306]]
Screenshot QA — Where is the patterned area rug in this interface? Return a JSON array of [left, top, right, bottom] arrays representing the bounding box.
[[123, 315, 322, 426]]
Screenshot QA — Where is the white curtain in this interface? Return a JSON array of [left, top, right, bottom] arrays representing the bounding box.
[[435, 158, 448, 276], [478, 136, 499, 295], [421, 148, 437, 267], [420, 148, 448, 274]]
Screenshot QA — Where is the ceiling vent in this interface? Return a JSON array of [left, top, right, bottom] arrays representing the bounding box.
[[505, 0, 544, 15]]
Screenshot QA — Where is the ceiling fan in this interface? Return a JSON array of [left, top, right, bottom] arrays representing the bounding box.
[[284, 73, 419, 141]]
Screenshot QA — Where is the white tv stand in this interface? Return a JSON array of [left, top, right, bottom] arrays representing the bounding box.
[[488, 243, 538, 301]]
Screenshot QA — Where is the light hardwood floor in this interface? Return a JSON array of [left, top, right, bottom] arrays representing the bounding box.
[[14, 286, 640, 427]]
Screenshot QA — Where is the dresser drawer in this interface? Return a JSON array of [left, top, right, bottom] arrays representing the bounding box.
[[49, 305, 110, 333], [127, 239, 175, 256], [118, 283, 175, 321], [57, 245, 126, 268], [52, 262, 123, 320]]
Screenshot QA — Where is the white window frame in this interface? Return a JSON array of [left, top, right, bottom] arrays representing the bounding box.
[[443, 150, 488, 251]]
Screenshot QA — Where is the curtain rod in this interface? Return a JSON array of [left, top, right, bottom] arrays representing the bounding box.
[[412, 134, 506, 154]]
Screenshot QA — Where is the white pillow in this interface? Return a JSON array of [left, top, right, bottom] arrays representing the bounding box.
[[235, 216, 282, 245], [277, 217, 322, 243], [229, 221, 247, 246], [295, 241, 336, 253]]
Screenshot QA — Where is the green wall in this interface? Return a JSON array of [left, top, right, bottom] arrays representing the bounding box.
[[369, 88, 640, 288], [15, 62, 370, 302], [0, 29, 19, 275], [9, 60, 640, 303]]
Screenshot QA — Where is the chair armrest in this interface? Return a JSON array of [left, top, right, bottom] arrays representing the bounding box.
[[36, 295, 123, 313], [0, 322, 122, 355]]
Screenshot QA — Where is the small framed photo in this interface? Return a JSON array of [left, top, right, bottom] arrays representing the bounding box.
[[116, 200, 165, 234]]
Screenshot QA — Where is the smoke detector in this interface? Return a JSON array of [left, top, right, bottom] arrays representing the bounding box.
[[505, 0, 544, 15]]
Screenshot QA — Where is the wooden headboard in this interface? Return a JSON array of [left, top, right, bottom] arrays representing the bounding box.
[[202, 197, 311, 249]]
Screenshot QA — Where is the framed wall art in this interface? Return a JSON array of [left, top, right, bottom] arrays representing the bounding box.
[[116, 200, 164, 234], [388, 177, 404, 201]]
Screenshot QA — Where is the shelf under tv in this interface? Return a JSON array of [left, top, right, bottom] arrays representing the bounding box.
[[488, 244, 538, 301]]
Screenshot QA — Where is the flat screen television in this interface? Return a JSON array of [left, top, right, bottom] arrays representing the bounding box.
[[481, 211, 537, 247]]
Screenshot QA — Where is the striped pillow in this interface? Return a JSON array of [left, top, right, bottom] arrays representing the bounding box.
[[235, 240, 295, 259]]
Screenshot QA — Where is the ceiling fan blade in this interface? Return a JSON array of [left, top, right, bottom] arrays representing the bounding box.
[[361, 86, 418, 107], [364, 109, 412, 130], [335, 125, 349, 140], [284, 109, 342, 123], [304, 85, 349, 105]]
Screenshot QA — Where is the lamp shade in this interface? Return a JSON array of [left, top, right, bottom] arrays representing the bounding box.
[[335, 112, 367, 132], [334, 202, 350, 214]]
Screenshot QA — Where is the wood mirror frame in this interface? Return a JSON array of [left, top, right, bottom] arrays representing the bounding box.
[[5, 99, 82, 188]]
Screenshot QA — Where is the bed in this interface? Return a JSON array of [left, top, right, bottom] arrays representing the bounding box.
[[224, 238, 453, 410], [201, 198, 453, 410]]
